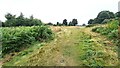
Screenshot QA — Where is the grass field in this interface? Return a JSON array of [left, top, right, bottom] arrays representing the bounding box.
[[2, 26, 118, 66]]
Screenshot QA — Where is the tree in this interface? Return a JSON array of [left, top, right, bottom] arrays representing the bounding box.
[[97, 11, 110, 19], [115, 11, 120, 17], [92, 11, 115, 24], [29, 15, 34, 26], [4, 12, 43, 27], [63, 19, 68, 26], [82, 23, 86, 26], [57, 22, 59, 25], [102, 19, 110, 24], [32, 19, 42, 26], [92, 18, 103, 24], [88, 19, 94, 24], [71, 19, 78, 26], [30, 15, 34, 20], [47, 22, 53, 25], [4, 13, 16, 27], [16, 12, 25, 26], [2, 22, 5, 27], [56, 22, 62, 26], [109, 12, 115, 18], [68, 21, 73, 26], [5, 13, 16, 20]]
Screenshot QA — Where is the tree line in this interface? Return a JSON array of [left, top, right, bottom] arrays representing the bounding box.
[[88, 10, 120, 25], [1, 13, 42, 27], [1, 10, 120, 27], [46, 19, 78, 26]]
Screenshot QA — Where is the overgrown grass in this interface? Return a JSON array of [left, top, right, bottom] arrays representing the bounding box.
[[92, 20, 119, 45], [78, 32, 118, 66], [3, 42, 46, 66], [2, 26, 118, 66]]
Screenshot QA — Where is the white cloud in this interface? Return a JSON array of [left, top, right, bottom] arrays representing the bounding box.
[[0, 0, 119, 25]]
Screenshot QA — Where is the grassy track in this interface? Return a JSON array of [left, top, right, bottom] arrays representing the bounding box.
[[3, 26, 118, 66]]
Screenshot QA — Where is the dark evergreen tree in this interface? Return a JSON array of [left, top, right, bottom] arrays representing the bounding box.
[[71, 19, 78, 26], [63, 19, 68, 26]]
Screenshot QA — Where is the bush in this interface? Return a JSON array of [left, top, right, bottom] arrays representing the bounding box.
[[92, 19, 119, 44], [92, 27, 104, 33], [1, 25, 54, 56], [108, 29, 118, 39], [107, 20, 119, 30]]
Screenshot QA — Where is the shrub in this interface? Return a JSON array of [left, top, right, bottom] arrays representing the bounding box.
[[92, 19, 119, 44], [107, 20, 119, 30], [1, 25, 54, 56], [92, 27, 104, 33]]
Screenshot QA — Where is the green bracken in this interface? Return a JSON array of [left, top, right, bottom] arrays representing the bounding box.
[[1, 25, 54, 56]]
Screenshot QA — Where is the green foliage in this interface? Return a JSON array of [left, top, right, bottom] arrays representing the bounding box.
[[107, 20, 119, 30], [3, 13, 43, 27], [97, 11, 114, 19], [1, 25, 54, 56], [79, 33, 106, 66], [92, 18, 104, 24], [92, 20, 119, 42], [101, 19, 111, 24], [115, 11, 120, 17], [89, 11, 115, 24]]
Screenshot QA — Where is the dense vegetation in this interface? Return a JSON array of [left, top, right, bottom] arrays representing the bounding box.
[[1, 10, 119, 66], [0, 13, 54, 57], [78, 32, 118, 66], [87, 11, 119, 44], [1, 25, 54, 57], [92, 20, 119, 43], [90, 10, 120, 46], [88, 11, 118, 24], [2, 13, 42, 27]]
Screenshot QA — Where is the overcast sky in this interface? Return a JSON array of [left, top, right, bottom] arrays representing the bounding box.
[[0, 0, 119, 25]]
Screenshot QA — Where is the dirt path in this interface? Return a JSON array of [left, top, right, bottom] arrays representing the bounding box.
[[3, 26, 118, 66], [24, 26, 82, 66]]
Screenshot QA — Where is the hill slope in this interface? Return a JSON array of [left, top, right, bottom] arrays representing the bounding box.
[[3, 26, 118, 66]]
